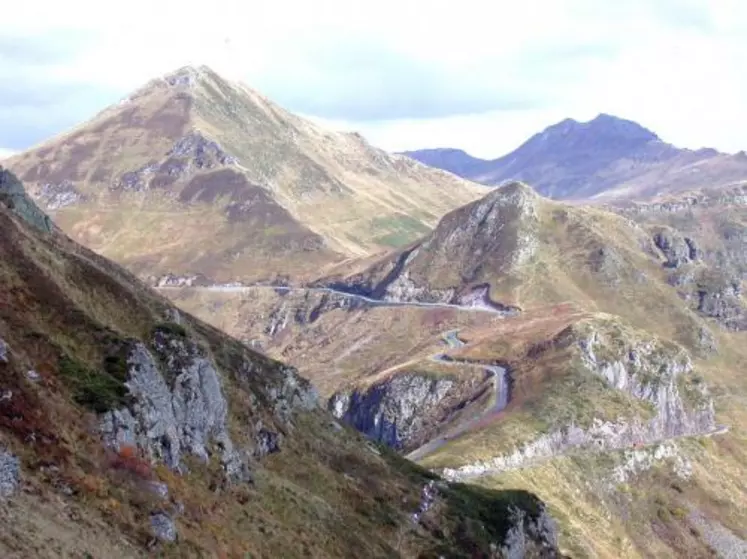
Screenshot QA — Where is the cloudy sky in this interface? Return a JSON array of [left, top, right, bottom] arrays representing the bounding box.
[[2, 0, 746, 160]]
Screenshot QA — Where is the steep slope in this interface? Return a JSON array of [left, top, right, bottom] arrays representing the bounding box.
[[402, 114, 747, 201], [0, 168, 564, 558], [5, 65, 485, 283], [155, 177, 747, 557], [325, 181, 746, 350], [400, 148, 491, 179]]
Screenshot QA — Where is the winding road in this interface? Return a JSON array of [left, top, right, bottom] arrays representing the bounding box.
[[406, 331, 512, 462], [157, 284, 513, 315], [159, 282, 730, 478]]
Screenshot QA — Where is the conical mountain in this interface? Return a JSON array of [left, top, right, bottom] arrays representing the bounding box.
[[5, 65, 485, 283]]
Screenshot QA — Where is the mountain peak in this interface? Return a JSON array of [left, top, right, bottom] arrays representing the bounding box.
[[586, 113, 660, 142], [161, 64, 216, 86], [540, 114, 659, 144]]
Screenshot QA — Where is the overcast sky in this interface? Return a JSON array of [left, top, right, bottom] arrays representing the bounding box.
[[1, 0, 746, 160]]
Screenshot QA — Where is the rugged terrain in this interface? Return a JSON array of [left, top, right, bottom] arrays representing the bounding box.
[[166, 181, 747, 557], [0, 167, 566, 558], [4, 65, 485, 284], [402, 114, 747, 201]]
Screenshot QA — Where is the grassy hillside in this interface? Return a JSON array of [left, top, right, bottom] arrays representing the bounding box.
[[0, 170, 562, 558], [5, 66, 485, 284]]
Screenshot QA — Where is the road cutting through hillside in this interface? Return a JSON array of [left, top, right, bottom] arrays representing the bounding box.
[[156, 284, 515, 315], [406, 330, 512, 462], [407, 330, 729, 472]]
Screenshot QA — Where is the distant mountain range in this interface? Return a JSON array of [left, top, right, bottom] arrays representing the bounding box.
[[402, 114, 747, 201]]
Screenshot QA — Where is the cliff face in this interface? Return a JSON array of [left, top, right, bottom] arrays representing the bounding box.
[[0, 169, 563, 558], [98, 324, 318, 482], [440, 319, 716, 481], [0, 167, 52, 233], [328, 372, 488, 451], [323, 182, 540, 307]]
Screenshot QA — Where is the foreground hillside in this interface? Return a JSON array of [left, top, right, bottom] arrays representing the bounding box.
[[403, 114, 747, 201], [167, 182, 747, 557], [0, 168, 563, 558], [5, 65, 484, 283]]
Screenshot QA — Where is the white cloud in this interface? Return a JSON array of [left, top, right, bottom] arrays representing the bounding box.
[[0, 148, 17, 161], [1, 0, 746, 156]]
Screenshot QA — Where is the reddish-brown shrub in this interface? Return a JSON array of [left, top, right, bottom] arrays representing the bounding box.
[[109, 444, 153, 480]]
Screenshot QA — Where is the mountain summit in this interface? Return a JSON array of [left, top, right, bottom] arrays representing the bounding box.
[[5, 65, 485, 284], [403, 114, 747, 201]]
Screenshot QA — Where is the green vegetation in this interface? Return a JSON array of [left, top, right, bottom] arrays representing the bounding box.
[[370, 214, 431, 248], [153, 321, 188, 338], [59, 355, 132, 413]]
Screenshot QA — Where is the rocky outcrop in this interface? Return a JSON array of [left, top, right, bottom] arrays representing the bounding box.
[[330, 183, 539, 308], [499, 505, 560, 559], [153, 273, 211, 288], [99, 325, 319, 481], [411, 480, 438, 523], [99, 333, 250, 481], [168, 132, 237, 168], [115, 131, 236, 192], [576, 327, 715, 436], [265, 290, 369, 335], [442, 322, 716, 481], [608, 440, 692, 487], [0, 337, 8, 364], [617, 184, 747, 216], [697, 279, 746, 331], [35, 180, 86, 210], [329, 374, 461, 450], [0, 446, 20, 498], [266, 363, 320, 422], [0, 167, 52, 232], [653, 227, 698, 268], [150, 512, 177, 542], [688, 510, 747, 559], [381, 270, 456, 304]]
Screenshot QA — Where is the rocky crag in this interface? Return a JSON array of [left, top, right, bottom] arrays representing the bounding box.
[[0, 169, 563, 557], [439, 318, 717, 481]]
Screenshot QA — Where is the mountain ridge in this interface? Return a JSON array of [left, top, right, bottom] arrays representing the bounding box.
[[402, 114, 747, 201], [5, 64, 486, 284], [0, 166, 566, 558]]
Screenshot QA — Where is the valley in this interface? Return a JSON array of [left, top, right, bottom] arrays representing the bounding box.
[[2, 61, 747, 558]]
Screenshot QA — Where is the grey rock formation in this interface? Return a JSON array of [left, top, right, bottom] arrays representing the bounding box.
[[689, 510, 747, 559], [0, 167, 52, 233], [36, 180, 85, 210], [100, 333, 249, 482], [589, 246, 626, 285], [410, 480, 438, 523], [329, 374, 456, 450], [147, 481, 170, 500], [653, 228, 698, 268], [168, 132, 237, 167], [500, 505, 560, 559], [115, 131, 236, 192], [269, 365, 320, 423], [578, 329, 715, 437], [0, 337, 8, 363], [697, 280, 746, 331], [442, 325, 716, 481], [350, 182, 539, 307], [0, 446, 20, 498], [150, 512, 177, 542], [253, 425, 282, 459]]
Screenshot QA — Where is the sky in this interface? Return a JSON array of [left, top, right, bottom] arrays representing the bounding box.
[[1, 0, 746, 160]]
